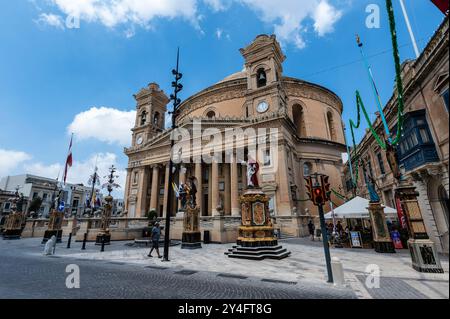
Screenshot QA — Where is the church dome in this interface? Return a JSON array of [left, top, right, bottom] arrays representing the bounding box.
[[216, 70, 247, 84]]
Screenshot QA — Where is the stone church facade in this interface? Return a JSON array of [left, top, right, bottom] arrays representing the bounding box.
[[123, 35, 347, 242]]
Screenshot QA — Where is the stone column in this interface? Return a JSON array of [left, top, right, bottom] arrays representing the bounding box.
[[150, 165, 160, 212], [195, 162, 203, 215], [224, 163, 231, 216], [136, 167, 150, 217], [211, 160, 220, 216], [178, 165, 187, 212], [276, 143, 293, 216], [162, 164, 170, 218], [123, 168, 132, 213], [230, 155, 240, 216]]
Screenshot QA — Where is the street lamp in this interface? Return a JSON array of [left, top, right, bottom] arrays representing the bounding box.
[[304, 172, 334, 283], [162, 48, 183, 262]]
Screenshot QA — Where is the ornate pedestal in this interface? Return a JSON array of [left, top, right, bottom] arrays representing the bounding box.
[[42, 210, 64, 244], [2, 212, 25, 240], [226, 189, 290, 260], [95, 195, 113, 246], [181, 206, 202, 249], [367, 201, 395, 253], [396, 182, 443, 273]]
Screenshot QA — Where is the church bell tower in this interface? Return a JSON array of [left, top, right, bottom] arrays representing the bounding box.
[[240, 35, 288, 117], [131, 83, 170, 147]]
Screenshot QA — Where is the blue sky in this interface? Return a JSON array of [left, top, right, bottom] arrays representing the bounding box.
[[0, 0, 446, 196]]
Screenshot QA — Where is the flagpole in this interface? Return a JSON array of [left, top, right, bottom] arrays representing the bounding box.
[[399, 0, 420, 58], [356, 35, 392, 143]]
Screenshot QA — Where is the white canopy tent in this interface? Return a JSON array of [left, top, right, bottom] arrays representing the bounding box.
[[324, 196, 398, 220]]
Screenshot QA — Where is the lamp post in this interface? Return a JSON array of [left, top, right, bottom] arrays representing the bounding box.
[[305, 173, 333, 283], [162, 48, 183, 262]]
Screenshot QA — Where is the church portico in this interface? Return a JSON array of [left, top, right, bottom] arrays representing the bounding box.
[[123, 34, 347, 242]]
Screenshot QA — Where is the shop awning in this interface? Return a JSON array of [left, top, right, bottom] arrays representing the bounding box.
[[324, 196, 398, 219]]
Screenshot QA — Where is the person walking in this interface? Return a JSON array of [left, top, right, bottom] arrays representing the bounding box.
[[308, 220, 315, 241], [148, 222, 162, 258]]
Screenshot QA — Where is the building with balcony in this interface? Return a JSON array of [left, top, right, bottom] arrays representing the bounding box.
[[343, 17, 449, 254]]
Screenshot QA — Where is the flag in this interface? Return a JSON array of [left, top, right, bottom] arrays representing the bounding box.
[[431, 0, 449, 15], [63, 134, 73, 184]]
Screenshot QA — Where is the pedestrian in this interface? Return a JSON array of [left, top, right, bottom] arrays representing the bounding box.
[[308, 220, 315, 241], [148, 222, 162, 258]]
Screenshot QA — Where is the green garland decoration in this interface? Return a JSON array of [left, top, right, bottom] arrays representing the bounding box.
[[338, 0, 406, 197]]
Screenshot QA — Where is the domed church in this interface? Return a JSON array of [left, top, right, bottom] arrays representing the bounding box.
[[124, 35, 346, 242]]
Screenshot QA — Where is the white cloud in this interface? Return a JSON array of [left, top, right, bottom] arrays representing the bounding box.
[[35, 13, 65, 29], [68, 107, 135, 146], [203, 0, 232, 11], [313, 0, 343, 36], [0, 149, 32, 178], [44, 0, 199, 29], [239, 0, 343, 48], [23, 153, 127, 197], [35, 0, 345, 47]]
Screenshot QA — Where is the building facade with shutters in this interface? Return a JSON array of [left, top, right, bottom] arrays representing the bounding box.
[[343, 18, 449, 254], [123, 34, 347, 241]]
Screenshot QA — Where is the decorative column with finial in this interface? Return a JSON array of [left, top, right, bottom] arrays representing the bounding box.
[[95, 165, 120, 246]]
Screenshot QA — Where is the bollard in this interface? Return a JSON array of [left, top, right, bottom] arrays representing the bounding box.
[[67, 233, 72, 249], [81, 233, 87, 250], [331, 257, 345, 286], [100, 235, 105, 252]]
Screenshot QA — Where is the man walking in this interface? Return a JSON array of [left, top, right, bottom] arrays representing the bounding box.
[[148, 222, 162, 258], [308, 220, 315, 241]]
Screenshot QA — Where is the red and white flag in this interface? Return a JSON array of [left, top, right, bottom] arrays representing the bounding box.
[[431, 0, 449, 15], [63, 134, 73, 184]]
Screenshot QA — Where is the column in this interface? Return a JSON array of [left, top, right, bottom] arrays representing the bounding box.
[[277, 143, 293, 216], [211, 160, 220, 216], [150, 165, 160, 211], [230, 155, 240, 216], [241, 163, 247, 189], [178, 165, 186, 211], [195, 162, 203, 215], [208, 164, 212, 215], [123, 168, 132, 213], [224, 163, 231, 215], [136, 167, 149, 217], [162, 164, 170, 218]]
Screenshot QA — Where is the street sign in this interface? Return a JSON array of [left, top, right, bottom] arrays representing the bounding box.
[[58, 201, 65, 212]]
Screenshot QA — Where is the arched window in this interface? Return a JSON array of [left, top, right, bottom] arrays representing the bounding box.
[[292, 104, 306, 137], [206, 111, 216, 119], [257, 68, 267, 88], [327, 111, 336, 141], [140, 111, 147, 126], [153, 112, 160, 126], [303, 162, 312, 176]]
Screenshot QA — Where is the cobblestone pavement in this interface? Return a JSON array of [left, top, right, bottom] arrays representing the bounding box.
[[1, 237, 448, 299], [0, 238, 355, 299]]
